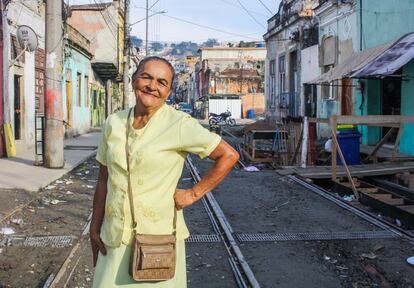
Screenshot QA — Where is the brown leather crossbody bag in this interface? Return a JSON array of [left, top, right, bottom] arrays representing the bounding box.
[[125, 108, 176, 282]]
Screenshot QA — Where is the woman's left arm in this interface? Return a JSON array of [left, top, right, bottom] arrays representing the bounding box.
[[174, 140, 239, 209]]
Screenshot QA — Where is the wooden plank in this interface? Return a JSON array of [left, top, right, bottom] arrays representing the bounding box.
[[295, 162, 414, 179], [331, 115, 337, 181], [392, 124, 403, 162], [362, 127, 396, 163], [396, 205, 414, 214], [368, 194, 405, 206], [359, 187, 379, 193], [308, 117, 329, 124], [336, 115, 414, 125], [290, 127, 303, 166]]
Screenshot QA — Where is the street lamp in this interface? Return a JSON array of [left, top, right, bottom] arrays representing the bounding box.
[[129, 10, 166, 27], [129, 10, 166, 56]]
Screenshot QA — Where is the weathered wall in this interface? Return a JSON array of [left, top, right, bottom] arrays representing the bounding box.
[[62, 47, 91, 136], [89, 69, 105, 127], [358, 0, 414, 50], [400, 59, 414, 156], [7, 1, 45, 148], [316, 2, 357, 138], [201, 48, 266, 61], [356, 0, 414, 150], [242, 93, 265, 118], [68, 7, 118, 64]]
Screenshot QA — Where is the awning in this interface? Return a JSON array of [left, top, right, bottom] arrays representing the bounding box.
[[307, 43, 391, 84], [307, 32, 414, 84], [350, 32, 414, 78], [92, 62, 120, 80]]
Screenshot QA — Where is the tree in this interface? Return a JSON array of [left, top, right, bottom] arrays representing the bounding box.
[[151, 42, 163, 52], [170, 41, 199, 56], [202, 38, 219, 47], [130, 36, 143, 47]]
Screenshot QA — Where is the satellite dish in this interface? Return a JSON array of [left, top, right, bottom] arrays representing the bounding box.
[[16, 25, 38, 52]]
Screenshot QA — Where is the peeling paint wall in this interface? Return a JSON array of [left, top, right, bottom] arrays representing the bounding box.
[[316, 2, 357, 138], [68, 7, 118, 65], [400, 59, 414, 156], [62, 47, 92, 137], [355, 0, 414, 152], [6, 0, 45, 149]]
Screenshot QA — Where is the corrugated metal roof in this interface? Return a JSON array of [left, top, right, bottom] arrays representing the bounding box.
[[307, 32, 414, 84], [350, 32, 414, 78], [307, 43, 392, 84]]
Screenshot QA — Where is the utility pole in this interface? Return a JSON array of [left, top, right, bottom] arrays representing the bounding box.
[[145, 0, 149, 56], [44, 0, 64, 168], [123, 0, 130, 109], [0, 0, 6, 157]]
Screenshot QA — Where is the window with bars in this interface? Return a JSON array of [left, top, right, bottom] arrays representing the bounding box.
[[279, 55, 286, 95]]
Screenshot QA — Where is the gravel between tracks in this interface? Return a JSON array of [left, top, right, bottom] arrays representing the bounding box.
[[191, 156, 414, 288]]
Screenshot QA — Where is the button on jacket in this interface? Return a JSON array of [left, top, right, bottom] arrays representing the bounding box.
[[96, 104, 221, 248]]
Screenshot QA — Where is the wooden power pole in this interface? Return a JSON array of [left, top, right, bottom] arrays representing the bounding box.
[[44, 0, 64, 168], [145, 0, 149, 56]]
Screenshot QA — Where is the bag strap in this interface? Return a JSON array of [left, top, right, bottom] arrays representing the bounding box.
[[125, 107, 177, 235]]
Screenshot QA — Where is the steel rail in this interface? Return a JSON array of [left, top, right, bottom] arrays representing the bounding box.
[[288, 175, 414, 241], [186, 155, 261, 288]]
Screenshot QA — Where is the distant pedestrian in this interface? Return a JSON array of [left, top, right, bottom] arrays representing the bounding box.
[[90, 56, 239, 287]]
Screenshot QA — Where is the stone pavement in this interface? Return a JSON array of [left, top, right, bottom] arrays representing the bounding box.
[[0, 130, 102, 191]]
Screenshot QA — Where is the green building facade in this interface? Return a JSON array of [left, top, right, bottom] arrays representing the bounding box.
[[354, 0, 414, 155]]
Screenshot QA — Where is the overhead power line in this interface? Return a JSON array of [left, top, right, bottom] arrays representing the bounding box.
[[132, 6, 262, 41], [217, 0, 268, 18], [257, 0, 274, 15], [91, 0, 117, 40], [235, 0, 266, 29]]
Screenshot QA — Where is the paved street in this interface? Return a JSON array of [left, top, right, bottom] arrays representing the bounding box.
[[0, 131, 101, 191]]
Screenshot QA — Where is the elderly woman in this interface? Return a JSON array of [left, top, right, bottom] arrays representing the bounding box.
[[90, 56, 239, 287]]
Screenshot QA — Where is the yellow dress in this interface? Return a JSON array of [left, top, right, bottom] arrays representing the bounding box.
[[92, 105, 221, 287]]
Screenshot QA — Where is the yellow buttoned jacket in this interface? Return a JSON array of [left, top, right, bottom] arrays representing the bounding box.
[[96, 105, 221, 248]]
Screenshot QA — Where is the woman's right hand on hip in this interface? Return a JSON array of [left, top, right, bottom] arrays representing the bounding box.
[[90, 229, 107, 267]]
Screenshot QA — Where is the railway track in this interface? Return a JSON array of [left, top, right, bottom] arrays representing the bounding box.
[[185, 155, 260, 288], [221, 126, 414, 242], [290, 176, 414, 242]]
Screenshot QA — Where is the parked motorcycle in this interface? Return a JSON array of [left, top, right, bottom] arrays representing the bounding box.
[[208, 110, 236, 126]]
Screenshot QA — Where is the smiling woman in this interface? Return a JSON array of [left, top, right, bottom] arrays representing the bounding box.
[[90, 56, 239, 287]]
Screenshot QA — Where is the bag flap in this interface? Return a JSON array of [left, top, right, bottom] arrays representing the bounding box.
[[140, 244, 173, 255], [135, 234, 176, 245]]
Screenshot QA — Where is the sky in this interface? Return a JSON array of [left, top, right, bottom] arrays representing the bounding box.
[[66, 0, 281, 44]]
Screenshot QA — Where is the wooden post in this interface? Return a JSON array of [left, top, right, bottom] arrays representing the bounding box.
[[362, 127, 396, 163], [300, 117, 308, 168], [392, 123, 404, 162], [331, 115, 337, 181], [290, 126, 303, 166]]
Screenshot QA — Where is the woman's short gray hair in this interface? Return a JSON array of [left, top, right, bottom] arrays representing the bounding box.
[[132, 56, 175, 89]]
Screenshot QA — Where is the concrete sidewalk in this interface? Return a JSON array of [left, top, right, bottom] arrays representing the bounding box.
[[0, 130, 102, 191]]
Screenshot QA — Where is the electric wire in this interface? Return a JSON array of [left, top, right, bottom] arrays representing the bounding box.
[[91, 0, 117, 40], [133, 6, 262, 40], [256, 0, 274, 15], [217, 0, 268, 17], [235, 0, 266, 29], [159, 12, 261, 41]]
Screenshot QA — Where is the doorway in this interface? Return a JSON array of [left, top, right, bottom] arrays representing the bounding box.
[[14, 75, 22, 140], [66, 80, 72, 127], [341, 78, 353, 115], [381, 72, 402, 143]]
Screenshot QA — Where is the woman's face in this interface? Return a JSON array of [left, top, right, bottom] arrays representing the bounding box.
[[133, 60, 173, 109]]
